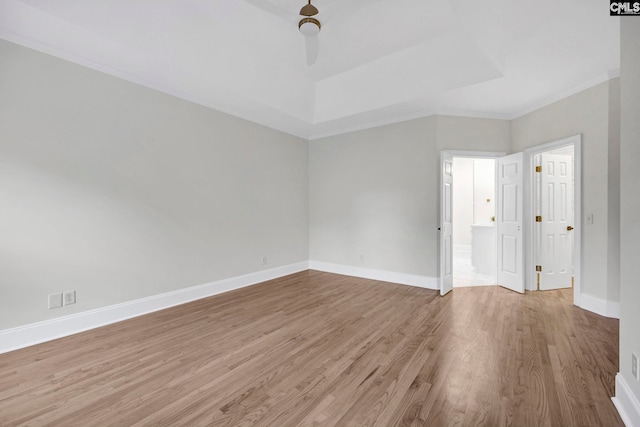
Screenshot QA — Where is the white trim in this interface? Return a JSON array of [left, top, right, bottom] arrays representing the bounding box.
[[434, 109, 512, 121], [442, 150, 507, 158], [308, 111, 437, 140], [0, 30, 311, 141], [318, 73, 619, 136], [511, 73, 613, 120], [523, 135, 582, 308], [580, 293, 620, 319], [0, 27, 620, 142], [0, 262, 309, 355], [613, 373, 640, 427], [607, 300, 621, 318], [308, 261, 438, 290], [308, 111, 516, 141]]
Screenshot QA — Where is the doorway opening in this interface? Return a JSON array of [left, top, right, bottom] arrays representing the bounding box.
[[452, 157, 497, 288], [439, 150, 508, 296], [524, 135, 581, 305], [440, 137, 581, 304]]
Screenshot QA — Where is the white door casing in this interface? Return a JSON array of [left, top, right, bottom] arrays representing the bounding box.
[[523, 135, 581, 304], [440, 152, 453, 296], [497, 152, 524, 293], [538, 154, 574, 290]]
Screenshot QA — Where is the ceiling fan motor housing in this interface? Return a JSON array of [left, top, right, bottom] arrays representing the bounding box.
[[300, 1, 319, 17]]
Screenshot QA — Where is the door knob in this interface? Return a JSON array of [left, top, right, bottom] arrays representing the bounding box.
[[567, 226, 574, 231]]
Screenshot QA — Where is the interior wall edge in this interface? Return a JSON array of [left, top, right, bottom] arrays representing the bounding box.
[[612, 373, 640, 427], [0, 261, 309, 355]]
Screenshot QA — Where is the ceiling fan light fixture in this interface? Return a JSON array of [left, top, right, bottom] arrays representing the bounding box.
[[299, 17, 321, 37]]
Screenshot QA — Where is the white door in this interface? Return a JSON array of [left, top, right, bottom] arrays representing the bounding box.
[[497, 152, 524, 293], [539, 154, 573, 290], [440, 152, 453, 296]]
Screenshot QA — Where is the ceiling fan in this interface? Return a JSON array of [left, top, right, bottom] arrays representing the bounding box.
[[298, 0, 321, 65], [244, 0, 383, 66]]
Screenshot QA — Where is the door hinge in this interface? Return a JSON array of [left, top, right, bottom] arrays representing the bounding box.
[[535, 165, 542, 173], [536, 265, 542, 272], [535, 216, 542, 222]]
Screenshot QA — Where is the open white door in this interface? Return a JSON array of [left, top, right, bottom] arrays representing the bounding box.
[[539, 153, 573, 290], [440, 152, 453, 296], [497, 152, 524, 293]]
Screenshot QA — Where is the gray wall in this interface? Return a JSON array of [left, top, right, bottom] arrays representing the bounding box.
[[309, 116, 510, 278], [0, 40, 309, 329], [619, 18, 640, 407], [311, 91, 618, 306], [511, 81, 618, 302], [435, 115, 511, 152], [1, 36, 623, 336], [309, 117, 438, 277]]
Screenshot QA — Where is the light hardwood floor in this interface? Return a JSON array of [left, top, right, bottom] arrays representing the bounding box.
[[0, 270, 622, 426]]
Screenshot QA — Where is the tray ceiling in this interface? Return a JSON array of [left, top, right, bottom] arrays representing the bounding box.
[[0, 0, 620, 139]]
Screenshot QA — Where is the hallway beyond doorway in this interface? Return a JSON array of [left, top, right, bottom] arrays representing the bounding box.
[[451, 156, 497, 288]]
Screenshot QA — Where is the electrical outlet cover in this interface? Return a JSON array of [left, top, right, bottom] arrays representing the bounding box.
[[48, 293, 63, 309], [63, 291, 76, 305], [633, 353, 639, 381]]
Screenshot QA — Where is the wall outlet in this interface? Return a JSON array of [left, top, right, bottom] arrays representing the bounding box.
[[585, 213, 594, 225], [48, 293, 63, 309], [262, 256, 268, 265], [63, 290, 76, 306], [633, 353, 639, 381]]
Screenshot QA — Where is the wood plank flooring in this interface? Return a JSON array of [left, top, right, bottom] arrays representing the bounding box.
[[0, 270, 622, 426]]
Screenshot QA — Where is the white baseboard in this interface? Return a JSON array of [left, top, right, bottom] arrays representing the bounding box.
[[7, 261, 613, 355], [0, 261, 309, 355], [580, 292, 620, 319], [308, 260, 438, 290], [607, 300, 621, 318], [613, 373, 640, 427]]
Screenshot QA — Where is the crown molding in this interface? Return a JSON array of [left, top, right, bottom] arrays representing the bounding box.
[[308, 110, 437, 140], [510, 72, 617, 120], [0, 32, 310, 141], [0, 31, 621, 142]]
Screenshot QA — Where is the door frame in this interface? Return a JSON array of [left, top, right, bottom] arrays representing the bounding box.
[[523, 135, 582, 305], [438, 150, 506, 293]]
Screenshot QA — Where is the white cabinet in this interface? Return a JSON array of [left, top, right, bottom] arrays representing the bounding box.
[[471, 224, 497, 275]]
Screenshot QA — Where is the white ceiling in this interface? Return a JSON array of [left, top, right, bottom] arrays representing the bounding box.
[[0, 0, 620, 139]]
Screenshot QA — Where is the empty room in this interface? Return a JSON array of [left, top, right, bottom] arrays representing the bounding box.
[[1, 1, 639, 426]]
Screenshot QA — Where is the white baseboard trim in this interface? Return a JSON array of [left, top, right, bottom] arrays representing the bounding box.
[[580, 292, 620, 319], [0, 261, 309, 355], [607, 300, 621, 319], [613, 373, 640, 427], [308, 260, 438, 290]]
